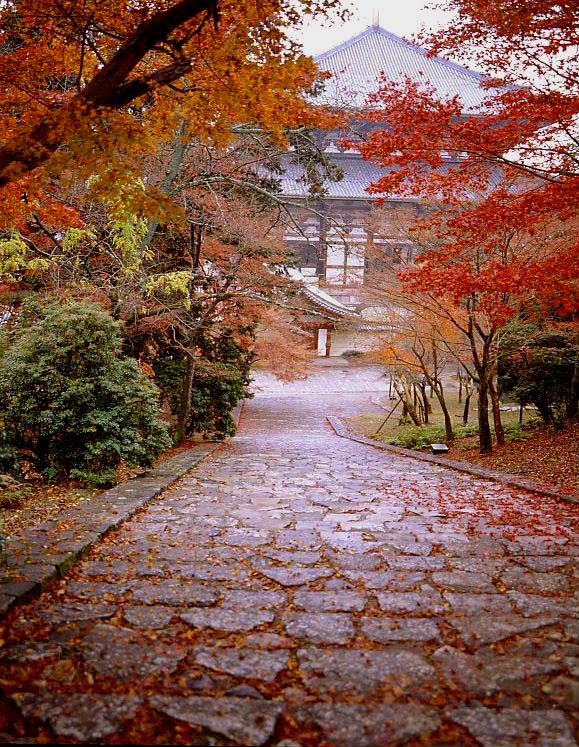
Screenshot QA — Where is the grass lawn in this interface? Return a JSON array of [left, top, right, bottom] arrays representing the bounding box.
[[350, 388, 532, 450]]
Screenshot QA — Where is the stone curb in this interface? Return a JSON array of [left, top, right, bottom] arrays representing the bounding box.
[[327, 415, 579, 506], [0, 442, 222, 618]]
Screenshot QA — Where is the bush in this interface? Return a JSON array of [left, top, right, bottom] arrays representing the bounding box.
[[389, 422, 478, 450], [0, 430, 20, 475], [0, 300, 171, 486], [189, 359, 249, 439], [499, 322, 578, 427]]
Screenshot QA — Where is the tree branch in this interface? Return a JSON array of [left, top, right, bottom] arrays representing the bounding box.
[[0, 0, 216, 187]]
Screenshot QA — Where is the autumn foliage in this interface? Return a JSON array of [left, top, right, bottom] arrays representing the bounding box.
[[0, 0, 340, 228], [358, 1, 579, 313], [0, 0, 339, 462], [357, 0, 579, 450]]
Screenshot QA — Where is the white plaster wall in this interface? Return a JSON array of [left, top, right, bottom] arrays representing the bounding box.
[[330, 329, 382, 357]]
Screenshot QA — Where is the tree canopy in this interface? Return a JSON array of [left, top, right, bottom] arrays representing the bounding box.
[[0, 0, 342, 227], [360, 0, 579, 316]]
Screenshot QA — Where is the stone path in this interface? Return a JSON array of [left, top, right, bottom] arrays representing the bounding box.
[[1, 366, 578, 746]]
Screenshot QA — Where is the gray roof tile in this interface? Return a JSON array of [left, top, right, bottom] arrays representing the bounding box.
[[314, 25, 488, 112], [282, 155, 390, 199]]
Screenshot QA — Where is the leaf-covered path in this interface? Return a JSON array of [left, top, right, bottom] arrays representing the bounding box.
[[2, 365, 578, 746]]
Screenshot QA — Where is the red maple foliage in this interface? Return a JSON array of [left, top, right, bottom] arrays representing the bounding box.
[[358, 0, 579, 317]]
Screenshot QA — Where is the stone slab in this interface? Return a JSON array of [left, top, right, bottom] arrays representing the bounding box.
[[450, 613, 560, 647], [180, 609, 274, 632], [193, 647, 288, 680], [342, 571, 425, 590], [361, 616, 441, 642], [294, 703, 441, 747], [133, 580, 218, 607], [82, 624, 186, 681], [123, 605, 174, 629], [377, 589, 445, 614], [284, 613, 355, 643], [433, 645, 563, 696], [42, 602, 117, 624], [150, 695, 282, 746], [220, 590, 287, 609], [297, 648, 435, 694], [449, 704, 576, 747], [254, 565, 333, 586], [13, 693, 141, 741], [293, 591, 367, 612], [432, 571, 496, 593]]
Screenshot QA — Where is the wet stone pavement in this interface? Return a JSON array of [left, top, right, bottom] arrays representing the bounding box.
[[1, 366, 578, 746]]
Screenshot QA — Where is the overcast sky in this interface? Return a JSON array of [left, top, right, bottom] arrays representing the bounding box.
[[298, 0, 452, 56]]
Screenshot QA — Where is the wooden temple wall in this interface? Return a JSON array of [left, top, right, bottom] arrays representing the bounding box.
[[284, 199, 421, 296]]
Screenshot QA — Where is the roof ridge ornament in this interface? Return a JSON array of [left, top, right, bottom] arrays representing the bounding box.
[[372, 10, 380, 27]]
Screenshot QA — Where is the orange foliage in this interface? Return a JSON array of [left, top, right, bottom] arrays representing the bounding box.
[[0, 0, 342, 230], [254, 307, 315, 381]]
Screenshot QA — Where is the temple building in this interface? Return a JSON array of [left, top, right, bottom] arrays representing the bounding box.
[[283, 24, 487, 355]]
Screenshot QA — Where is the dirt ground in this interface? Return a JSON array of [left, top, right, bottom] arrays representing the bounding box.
[[455, 421, 579, 495]]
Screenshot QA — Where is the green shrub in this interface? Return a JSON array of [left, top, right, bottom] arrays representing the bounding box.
[[0, 300, 171, 486], [499, 322, 578, 427], [189, 359, 249, 439], [389, 422, 478, 450], [0, 430, 20, 475]]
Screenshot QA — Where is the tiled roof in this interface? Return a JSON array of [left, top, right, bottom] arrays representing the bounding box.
[[281, 153, 502, 200], [282, 153, 470, 200], [282, 154, 393, 200], [286, 268, 360, 319], [315, 25, 488, 112]]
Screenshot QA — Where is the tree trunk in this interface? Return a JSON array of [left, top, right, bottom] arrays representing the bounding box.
[[175, 353, 195, 443], [420, 383, 429, 424], [535, 399, 555, 425], [568, 327, 579, 419], [437, 384, 455, 442], [465, 315, 494, 454], [489, 377, 505, 446], [463, 392, 472, 425], [478, 379, 493, 454], [393, 380, 422, 426], [402, 388, 422, 426]]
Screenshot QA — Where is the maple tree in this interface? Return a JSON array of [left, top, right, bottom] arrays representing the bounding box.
[[356, 0, 579, 450], [374, 300, 460, 440], [364, 208, 513, 452], [366, 263, 504, 451], [77, 133, 317, 439], [0, 0, 344, 447], [0, 0, 342, 231]]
